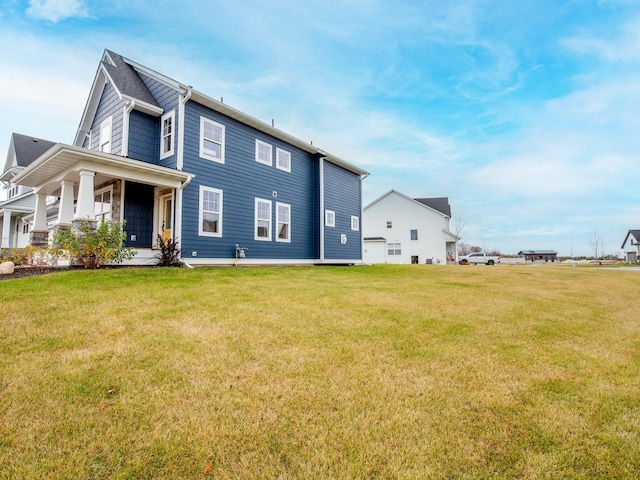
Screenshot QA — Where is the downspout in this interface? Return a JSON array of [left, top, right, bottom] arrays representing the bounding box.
[[319, 156, 325, 263], [121, 100, 136, 157], [174, 87, 193, 261], [360, 172, 369, 264], [177, 87, 192, 172]]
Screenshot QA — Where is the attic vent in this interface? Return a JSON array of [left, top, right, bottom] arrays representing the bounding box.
[[32, 139, 39, 143]]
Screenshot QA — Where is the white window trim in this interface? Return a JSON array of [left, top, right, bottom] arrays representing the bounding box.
[[276, 147, 291, 172], [199, 117, 225, 163], [276, 202, 291, 243], [198, 186, 223, 237], [160, 110, 175, 159], [255, 139, 272, 166], [325, 209, 335, 227], [99, 116, 112, 153], [255, 198, 272, 241], [351, 215, 359, 231], [94, 185, 113, 222]]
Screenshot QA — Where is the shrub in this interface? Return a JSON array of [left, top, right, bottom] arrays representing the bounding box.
[[52, 220, 136, 269], [155, 234, 183, 267]]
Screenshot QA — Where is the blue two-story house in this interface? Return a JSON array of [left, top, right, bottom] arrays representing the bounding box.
[[1, 50, 368, 265]]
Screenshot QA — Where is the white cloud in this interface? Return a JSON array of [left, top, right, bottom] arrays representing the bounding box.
[[26, 0, 88, 22], [562, 15, 640, 62]]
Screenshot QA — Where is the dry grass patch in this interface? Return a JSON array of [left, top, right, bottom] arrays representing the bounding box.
[[1, 264, 639, 478]]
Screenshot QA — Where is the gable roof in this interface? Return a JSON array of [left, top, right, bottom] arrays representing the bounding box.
[[1, 133, 57, 182], [365, 189, 451, 217], [414, 197, 451, 217], [102, 50, 161, 109], [621, 230, 640, 248], [75, 49, 367, 176], [12, 133, 57, 167]]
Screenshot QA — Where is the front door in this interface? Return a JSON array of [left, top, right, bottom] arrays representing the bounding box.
[[161, 195, 173, 243]]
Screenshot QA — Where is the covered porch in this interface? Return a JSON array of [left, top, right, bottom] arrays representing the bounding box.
[[11, 144, 193, 260]]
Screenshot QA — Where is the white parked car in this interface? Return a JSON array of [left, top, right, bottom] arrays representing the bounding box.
[[458, 252, 500, 265]]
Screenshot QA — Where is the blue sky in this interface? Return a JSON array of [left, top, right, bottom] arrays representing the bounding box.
[[1, 0, 640, 256]]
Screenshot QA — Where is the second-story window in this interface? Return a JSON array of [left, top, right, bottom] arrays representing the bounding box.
[[255, 140, 272, 166], [160, 110, 175, 159], [411, 229, 418, 240], [200, 117, 225, 163], [276, 148, 291, 172], [351, 215, 359, 231], [8, 184, 19, 199], [100, 117, 112, 153]]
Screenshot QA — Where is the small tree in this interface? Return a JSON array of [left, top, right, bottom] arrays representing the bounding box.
[[52, 219, 136, 269]]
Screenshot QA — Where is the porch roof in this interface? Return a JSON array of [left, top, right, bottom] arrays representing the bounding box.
[[12, 144, 194, 195]]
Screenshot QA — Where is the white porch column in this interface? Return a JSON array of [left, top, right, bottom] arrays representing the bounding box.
[[1, 210, 12, 248], [58, 180, 75, 224], [75, 170, 95, 219], [33, 194, 48, 231]]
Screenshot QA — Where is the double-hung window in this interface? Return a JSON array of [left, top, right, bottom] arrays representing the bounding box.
[[99, 117, 112, 153], [276, 148, 291, 172], [200, 117, 225, 163], [325, 210, 335, 227], [199, 186, 223, 237], [255, 198, 272, 241], [94, 187, 112, 222], [388, 242, 402, 256], [276, 202, 291, 242], [351, 215, 360, 231], [255, 140, 272, 165], [160, 110, 175, 159], [411, 229, 418, 240]]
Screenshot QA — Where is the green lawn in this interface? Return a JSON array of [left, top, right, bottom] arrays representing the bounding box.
[[1, 264, 639, 479]]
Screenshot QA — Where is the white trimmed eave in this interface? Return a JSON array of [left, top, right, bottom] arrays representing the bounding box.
[[188, 90, 369, 176], [74, 67, 108, 146], [121, 94, 164, 117], [0, 166, 22, 183], [12, 144, 194, 195]]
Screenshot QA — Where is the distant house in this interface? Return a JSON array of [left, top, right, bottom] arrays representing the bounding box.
[[1, 49, 368, 265], [362, 190, 458, 264], [518, 250, 558, 262], [621, 230, 640, 263], [0, 134, 58, 249]]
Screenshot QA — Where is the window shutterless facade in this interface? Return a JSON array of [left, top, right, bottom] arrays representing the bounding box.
[[276, 148, 291, 172], [199, 186, 223, 237], [255, 139, 272, 166], [411, 229, 418, 240], [255, 198, 272, 241], [276, 202, 291, 242], [200, 117, 225, 163], [160, 110, 175, 159], [325, 210, 335, 227], [351, 215, 359, 231]]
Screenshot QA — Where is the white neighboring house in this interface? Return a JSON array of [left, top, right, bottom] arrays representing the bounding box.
[[621, 229, 640, 263], [362, 190, 459, 264], [0, 134, 58, 250]]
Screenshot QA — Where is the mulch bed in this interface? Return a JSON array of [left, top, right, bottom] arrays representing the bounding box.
[[0, 266, 69, 281]]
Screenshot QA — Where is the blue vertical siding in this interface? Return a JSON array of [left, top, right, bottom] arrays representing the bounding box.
[[90, 82, 124, 154], [123, 181, 155, 248], [138, 73, 180, 169], [323, 161, 362, 260], [128, 110, 159, 163], [179, 101, 321, 260]]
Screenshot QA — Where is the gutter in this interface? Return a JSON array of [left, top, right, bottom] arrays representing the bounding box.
[[121, 100, 136, 157], [177, 86, 192, 171], [174, 174, 192, 256]]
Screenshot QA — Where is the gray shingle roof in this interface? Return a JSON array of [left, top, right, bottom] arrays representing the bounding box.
[[414, 197, 451, 216], [12, 133, 57, 167], [518, 250, 558, 255], [103, 50, 161, 108]]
